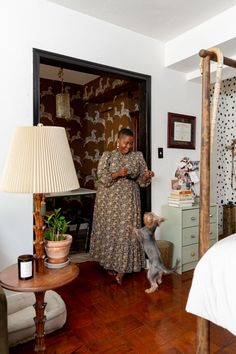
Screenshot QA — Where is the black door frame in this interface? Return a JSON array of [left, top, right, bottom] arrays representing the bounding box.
[[33, 48, 152, 213]]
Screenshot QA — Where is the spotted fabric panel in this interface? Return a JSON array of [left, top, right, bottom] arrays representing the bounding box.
[[211, 77, 236, 234]]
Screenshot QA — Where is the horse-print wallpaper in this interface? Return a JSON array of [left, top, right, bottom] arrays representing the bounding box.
[[40, 76, 139, 190], [211, 77, 236, 234]]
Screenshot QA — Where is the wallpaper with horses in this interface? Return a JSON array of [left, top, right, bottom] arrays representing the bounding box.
[[40, 76, 139, 189]]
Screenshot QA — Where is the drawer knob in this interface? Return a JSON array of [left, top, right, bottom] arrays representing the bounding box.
[[209, 214, 213, 217], [191, 234, 196, 238], [191, 252, 196, 257], [209, 231, 213, 235], [191, 217, 196, 221]]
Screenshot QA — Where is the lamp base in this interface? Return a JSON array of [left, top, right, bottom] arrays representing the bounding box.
[[33, 193, 46, 273], [34, 254, 46, 273]]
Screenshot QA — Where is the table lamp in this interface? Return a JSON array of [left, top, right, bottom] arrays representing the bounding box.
[[1, 124, 80, 273]]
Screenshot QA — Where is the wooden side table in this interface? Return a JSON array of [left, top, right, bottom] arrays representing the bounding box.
[[0, 262, 79, 352]]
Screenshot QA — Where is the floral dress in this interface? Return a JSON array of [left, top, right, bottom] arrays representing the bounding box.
[[89, 150, 150, 273]]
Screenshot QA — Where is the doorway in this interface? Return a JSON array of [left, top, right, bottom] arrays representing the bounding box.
[[33, 48, 152, 250]]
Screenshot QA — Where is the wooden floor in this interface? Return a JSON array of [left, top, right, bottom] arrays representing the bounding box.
[[10, 261, 236, 354]]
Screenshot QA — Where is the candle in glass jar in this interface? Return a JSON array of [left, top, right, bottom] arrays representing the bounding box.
[[18, 255, 34, 280]]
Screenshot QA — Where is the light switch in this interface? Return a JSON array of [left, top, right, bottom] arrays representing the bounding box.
[[158, 147, 163, 159]]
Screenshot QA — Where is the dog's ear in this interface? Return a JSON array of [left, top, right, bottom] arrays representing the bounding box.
[[157, 217, 166, 225]]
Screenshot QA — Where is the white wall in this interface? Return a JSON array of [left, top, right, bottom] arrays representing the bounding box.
[[152, 67, 201, 216], [0, 0, 201, 270]]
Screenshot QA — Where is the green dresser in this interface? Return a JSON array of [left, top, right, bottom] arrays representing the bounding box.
[[160, 204, 218, 274]]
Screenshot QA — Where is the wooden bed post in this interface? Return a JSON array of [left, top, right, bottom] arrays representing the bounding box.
[[197, 55, 211, 354], [196, 49, 236, 353]]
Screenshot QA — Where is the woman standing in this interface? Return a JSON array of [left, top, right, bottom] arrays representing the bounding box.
[[89, 128, 154, 284]]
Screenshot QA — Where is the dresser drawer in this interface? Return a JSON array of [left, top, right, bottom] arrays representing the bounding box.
[[210, 238, 218, 247], [209, 206, 217, 224], [182, 261, 198, 272], [182, 226, 199, 246], [182, 224, 217, 246], [209, 223, 217, 240], [183, 207, 217, 228], [182, 244, 199, 264], [182, 209, 199, 228]]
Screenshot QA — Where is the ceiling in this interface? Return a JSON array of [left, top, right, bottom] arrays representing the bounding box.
[[48, 0, 236, 82], [40, 64, 99, 85], [49, 0, 236, 42]]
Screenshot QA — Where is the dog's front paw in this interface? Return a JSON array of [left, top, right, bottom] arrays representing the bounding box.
[[145, 285, 158, 293]]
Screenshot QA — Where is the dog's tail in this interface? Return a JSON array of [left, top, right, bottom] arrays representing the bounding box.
[[161, 259, 180, 274]]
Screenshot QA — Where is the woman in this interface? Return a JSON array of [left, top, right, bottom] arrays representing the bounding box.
[[89, 128, 154, 284]]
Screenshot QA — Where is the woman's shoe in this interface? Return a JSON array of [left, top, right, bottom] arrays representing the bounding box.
[[116, 272, 124, 285]]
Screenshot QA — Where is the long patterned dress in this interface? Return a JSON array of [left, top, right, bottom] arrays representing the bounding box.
[[89, 150, 150, 273]]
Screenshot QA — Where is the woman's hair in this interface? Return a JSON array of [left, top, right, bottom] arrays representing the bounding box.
[[118, 128, 134, 138]]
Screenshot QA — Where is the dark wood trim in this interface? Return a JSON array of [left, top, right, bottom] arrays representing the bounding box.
[[138, 79, 151, 213], [33, 48, 151, 213], [33, 48, 150, 81], [33, 52, 40, 127]]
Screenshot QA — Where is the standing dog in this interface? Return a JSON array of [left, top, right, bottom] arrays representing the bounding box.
[[133, 212, 179, 293]]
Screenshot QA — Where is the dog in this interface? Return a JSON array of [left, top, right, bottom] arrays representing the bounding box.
[[133, 212, 179, 293]]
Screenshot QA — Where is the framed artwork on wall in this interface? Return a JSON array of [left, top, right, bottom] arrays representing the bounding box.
[[167, 112, 196, 149]]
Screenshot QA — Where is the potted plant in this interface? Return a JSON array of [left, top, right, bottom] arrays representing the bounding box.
[[44, 208, 73, 266]]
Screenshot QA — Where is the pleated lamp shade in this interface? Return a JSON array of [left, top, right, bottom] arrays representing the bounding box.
[[1, 125, 79, 193]]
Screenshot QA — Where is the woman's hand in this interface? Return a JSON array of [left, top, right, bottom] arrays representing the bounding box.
[[112, 168, 128, 180], [142, 170, 155, 181]]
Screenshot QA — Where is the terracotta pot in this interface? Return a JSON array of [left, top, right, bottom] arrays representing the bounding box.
[[45, 234, 72, 264]]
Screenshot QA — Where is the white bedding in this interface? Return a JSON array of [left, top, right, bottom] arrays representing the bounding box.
[[186, 233, 236, 335]]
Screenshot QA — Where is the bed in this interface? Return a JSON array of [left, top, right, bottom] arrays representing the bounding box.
[[186, 233, 236, 336], [185, 48, 236, 352]]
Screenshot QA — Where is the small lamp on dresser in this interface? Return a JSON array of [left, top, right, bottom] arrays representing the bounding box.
[[0, 124, 79, 274]]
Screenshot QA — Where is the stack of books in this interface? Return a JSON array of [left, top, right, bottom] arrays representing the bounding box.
[[168, 190, 194, 207]]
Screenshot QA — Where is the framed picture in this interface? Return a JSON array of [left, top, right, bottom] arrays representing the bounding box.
[[167, 112, 196, 149]]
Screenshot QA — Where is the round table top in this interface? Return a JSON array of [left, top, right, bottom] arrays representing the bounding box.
[[0, 262, 79, 292]]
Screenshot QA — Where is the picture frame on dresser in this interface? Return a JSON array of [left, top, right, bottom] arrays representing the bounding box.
[[167, 112, 196, 149]]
